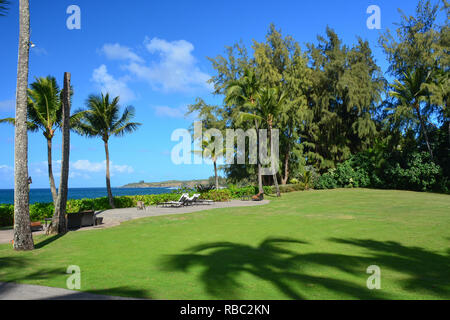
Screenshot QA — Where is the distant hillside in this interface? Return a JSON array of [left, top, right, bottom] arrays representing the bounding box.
[[121, 179, 210, 188]]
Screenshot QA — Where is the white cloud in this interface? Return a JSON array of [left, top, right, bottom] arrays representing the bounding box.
[[130, 37, 211, 92], [0, 165, 13, 172], [100, 43, 144, 63], [72, 160, 104, 173], [98, 37, 211, 94], [71, 160, 134, 175], [154, 105, 187, 118], [0, 99, 15, 113], [92, 64, 136, 103]]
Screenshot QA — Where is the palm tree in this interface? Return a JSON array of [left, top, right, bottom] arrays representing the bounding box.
[[74, 93, 141, 208], [239, 87, 286, 197], [193, 132, 230, 190], [225, 68, 264, 194], [389, 68, 434, 159], [0, 76, 81, 205], [13, 0, 34, 250], [0, 0, 9, 16]]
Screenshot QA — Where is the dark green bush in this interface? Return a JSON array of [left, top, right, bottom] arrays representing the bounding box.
[[0, 205, 14, 227], [315, 151, 444, 192], [278, 183, 305, 193], [315, 159, 371, 190], [30, 202, 54, 221], [384, 152, 442, 192]]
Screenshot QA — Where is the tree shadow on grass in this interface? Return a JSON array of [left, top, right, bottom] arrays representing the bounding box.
[[161, 237, 385, 300], [0, 256, 66, 297], [329, 238, 450, 298], [44, 287, 151, 300], [34, 233, 66, 249], [0, 257, 152, 299]]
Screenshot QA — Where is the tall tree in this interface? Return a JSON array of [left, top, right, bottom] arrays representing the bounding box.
[[192, 132, 230, 190], [225, 68, 264, 194], [14, 0, 34, 250], [49, 73, 72, 234], [0, 77, 80, 205], [380, 0, 447, 157], [74, 94, 141, 208], [379, 0, 441, 78], [238, 87, 286, 197], [253, 24, 311, 184], [305, 28, 384, 170], [389, 68, 434, 158]]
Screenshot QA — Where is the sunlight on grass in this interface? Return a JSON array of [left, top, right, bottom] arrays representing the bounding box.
[[1, 189, 449, 299]]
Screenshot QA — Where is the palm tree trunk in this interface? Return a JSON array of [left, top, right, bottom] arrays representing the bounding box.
[[214, 161, 219, 190], [49, 72, 71, 235], [281, 145, 290, 185], [255, 119, 263, 194], [46, 137, 57, 204], [269, 124, 281, 197], [104, 139, 115, 208], [13, 0, 33, 250], [415, 103, 433, 160]]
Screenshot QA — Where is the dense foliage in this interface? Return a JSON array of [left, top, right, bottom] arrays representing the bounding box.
[[188, 0, 448, 194], [315, 151, 446, 192]]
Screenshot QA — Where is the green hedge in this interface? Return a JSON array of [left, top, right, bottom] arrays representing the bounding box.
[[0, 185, 306, 227]]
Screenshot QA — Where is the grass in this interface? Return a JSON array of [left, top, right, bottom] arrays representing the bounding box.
[[0, 188, 449, 300]]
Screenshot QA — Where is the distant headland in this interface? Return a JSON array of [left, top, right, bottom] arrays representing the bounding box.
[[121, 179, 210, 188]]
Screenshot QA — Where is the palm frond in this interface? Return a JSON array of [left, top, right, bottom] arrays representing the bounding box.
[[112, 122, 142, 137], [0, 0, 9, 16], [0, 117, 40, 132]]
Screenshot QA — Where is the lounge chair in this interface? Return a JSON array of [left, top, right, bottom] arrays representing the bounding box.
[[185, 194, 200, 206], [194, 195, 214, 205], [158, 193, 189, 208]]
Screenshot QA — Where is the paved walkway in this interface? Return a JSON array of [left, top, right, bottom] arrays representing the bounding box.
[[0, 200, 270, 244], [0, 282, 140, 300]]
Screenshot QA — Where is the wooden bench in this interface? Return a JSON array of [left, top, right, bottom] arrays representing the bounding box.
[[30, 221, 43, 232]]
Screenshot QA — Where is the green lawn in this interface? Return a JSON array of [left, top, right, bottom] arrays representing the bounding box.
[[0, 189, 449, 300]]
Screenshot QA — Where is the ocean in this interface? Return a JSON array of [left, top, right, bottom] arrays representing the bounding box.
[[0, 187, 174, 205]]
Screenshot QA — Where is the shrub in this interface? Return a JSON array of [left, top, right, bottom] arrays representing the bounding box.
[[315, 160, 370, 190], [228, 185, 257, 198], [383, 152, 442, 192], [278, 184, 305, 193], [201, 189, 232, 202], [263, 186, 274, 195], [0, 205, 14, 227], [30, 202, 54, 221], [315, 173, 338, 190]]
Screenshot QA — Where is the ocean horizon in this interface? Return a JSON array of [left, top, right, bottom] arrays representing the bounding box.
[[0, 187, 173, 205]]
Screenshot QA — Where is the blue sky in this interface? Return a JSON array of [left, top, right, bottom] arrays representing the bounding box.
[[0, 0, 436, 188]]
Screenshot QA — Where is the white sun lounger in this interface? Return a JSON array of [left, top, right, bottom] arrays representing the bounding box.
[[158, 193, 189, 207]]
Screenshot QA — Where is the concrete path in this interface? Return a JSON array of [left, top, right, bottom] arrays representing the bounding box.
[[96, 199, 270, 223], [0, 282, 140, 300], [0, 200, 270, 244]]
